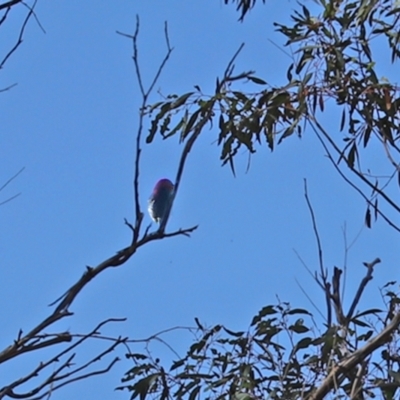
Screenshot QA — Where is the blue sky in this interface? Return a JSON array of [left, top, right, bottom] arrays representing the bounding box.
[[1, 0, 398, 398]]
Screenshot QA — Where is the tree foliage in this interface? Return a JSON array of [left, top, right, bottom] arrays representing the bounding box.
[[146, 0, 400, 232], [119, 278, 400, 399], [2, 0, 400, 399], [118, 0, 400, 399]]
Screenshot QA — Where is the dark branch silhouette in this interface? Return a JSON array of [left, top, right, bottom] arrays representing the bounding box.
[[0, 17, 197, 399]]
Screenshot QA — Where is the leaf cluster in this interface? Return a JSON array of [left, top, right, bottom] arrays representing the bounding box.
[[118, 282, 400, 399], [146, 0, 400, 230]]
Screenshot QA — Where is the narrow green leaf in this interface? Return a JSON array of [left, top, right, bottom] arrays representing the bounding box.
[[363, 125, 372, 147], [228, 154, 236, 177], [347, 143, 357, 168], [287, 308, 312, 315], [194, 317, 203, 330], [357, 330, 373, 341], [278, 123, 296, 144], [233, 91, 249, 102], [171, 92, 193, 109], [223, 327, 245, 337], [146, 102, 173, 143], [340, 109, 346, 131], [188, 386, 200, 400], [365, 207, 371, 228], [131, 374, 159, 400], [265, 127, 274, 151], [182, 109, 201, 140], [303, 72, 313, 84], [312, 90, 317, 114], [248, 76, 267, 85], [295, 337, 313, 350], [160, 114, 171, 136], [251, 305, 277, 326], [146, 119, 159, 143], [319, 92, 324, 111], [145, 101, 164, 114], [386, 7, 400, 17], [287, 63, 294, 81], [302, 5, 310, 18], [351, 318, 370, 327], [170, 359, 185, 371], [163, 117, 184, 139], [289, 325, 309, 333], [270, 92, 290, 105], [126, 353, 148, 360], [353, 308, 382, 318]]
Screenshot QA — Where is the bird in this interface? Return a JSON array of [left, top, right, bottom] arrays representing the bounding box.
[[148, 178, 174, 224]]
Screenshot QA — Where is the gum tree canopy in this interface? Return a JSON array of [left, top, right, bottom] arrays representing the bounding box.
[[120, 1, 400, 399], [1, 1, 400, 400], [148, 0, 400, 232]]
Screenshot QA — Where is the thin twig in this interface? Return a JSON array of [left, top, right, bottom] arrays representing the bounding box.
[[312, 118, 400, 214], [21, 0, 46, 34], [295, 278, 325, 319], [309, 120, 400, 232], [160, 43, 246, 231], [0, 167, 24, 192], [0, 192, 21, 205], [346, 258, 381, 321], [0, 0, 37, 69], [303, 180, 325, 279], [117, 16, 173, 236], [0, 82, 17, 92], [303, 179, 332, 326], [0, 319, 126, 399], [293, 248, 324, 290]]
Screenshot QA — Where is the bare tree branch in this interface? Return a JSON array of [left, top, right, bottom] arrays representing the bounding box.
[[0, 0, 22, 11], [0, 319, 126, 400], [346, 257, 381, 321], [117, 16, 174, 237], [303, 179, 332, 326], [0, 0, 37, 70], [0, 20, 196, 400]]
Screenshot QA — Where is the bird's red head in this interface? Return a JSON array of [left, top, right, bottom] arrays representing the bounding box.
[[154, 178, 174, 192]]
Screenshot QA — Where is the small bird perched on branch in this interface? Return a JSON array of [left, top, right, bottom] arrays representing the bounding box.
[[148, 178, 174, 224]]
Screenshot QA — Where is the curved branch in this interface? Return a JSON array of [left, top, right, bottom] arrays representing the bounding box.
[[0, 319, 126, 400], [0, 20, 196, 391], [308, 310, 400, 400], [0, 0, 37, 70]]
